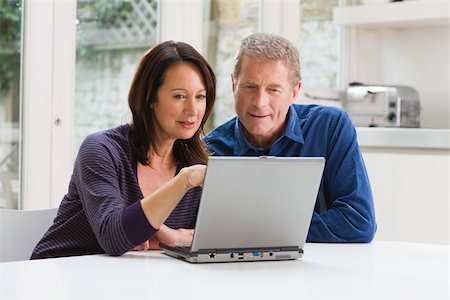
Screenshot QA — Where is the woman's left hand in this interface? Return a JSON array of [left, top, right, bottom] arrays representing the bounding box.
[[132, 224, 194, 251], [132, 236, 161, 251]]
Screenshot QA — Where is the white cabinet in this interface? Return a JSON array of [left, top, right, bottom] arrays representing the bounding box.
[[356, 128, 449, 244], [361, 146, 449, 245], [333, 1, 450, 28]]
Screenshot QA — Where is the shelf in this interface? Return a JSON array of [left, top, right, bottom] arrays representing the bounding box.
[[333, 1, 450, 29], [356, 127, 450, 149]]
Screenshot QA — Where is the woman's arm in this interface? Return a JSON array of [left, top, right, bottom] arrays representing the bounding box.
[[76, 133, 205, 255], [140, 164, 206, 229]]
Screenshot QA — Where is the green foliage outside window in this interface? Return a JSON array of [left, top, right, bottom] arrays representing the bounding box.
[[0, 0, 21, 92], [76, 0, 142, 61]]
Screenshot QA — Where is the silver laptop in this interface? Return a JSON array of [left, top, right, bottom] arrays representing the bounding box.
[[160, 156, 325, 263]]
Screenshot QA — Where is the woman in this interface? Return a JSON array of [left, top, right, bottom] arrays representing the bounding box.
[[31, 41, 216, 259]]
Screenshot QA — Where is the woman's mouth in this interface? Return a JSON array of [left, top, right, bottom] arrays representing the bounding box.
[[178, 121, 196, 129]]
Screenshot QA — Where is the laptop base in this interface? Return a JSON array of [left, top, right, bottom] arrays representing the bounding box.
[[161, 244, 303, 263]]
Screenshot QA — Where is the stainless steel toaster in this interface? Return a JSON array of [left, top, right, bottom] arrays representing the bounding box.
[[344, 83, 421, 128]]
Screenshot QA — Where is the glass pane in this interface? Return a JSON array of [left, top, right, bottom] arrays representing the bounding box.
[[75, 0, 158, 153], [0, 0, 22, 209], [299, 0, 340, 89], [203, 0, 261, 129]]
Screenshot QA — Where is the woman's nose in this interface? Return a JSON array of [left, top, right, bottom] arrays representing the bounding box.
[[184, 97, 196, 115]]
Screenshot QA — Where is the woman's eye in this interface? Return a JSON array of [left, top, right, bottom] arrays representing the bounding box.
[[197, 95, 206, 100], [174, 94, 186, 100]]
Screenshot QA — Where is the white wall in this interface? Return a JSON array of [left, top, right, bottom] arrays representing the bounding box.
[[348, 25, 449, 129], [379, 26, 449, 129]]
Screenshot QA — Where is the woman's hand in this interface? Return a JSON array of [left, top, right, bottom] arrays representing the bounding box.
[[155, 224, 194, 246], [132, 224, 194, 251], [132, 237, 160, 251], [179, 164, 206, 190], [138, 164, 205, 237]]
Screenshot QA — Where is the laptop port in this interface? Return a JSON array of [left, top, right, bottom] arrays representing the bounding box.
[[230, 253, 235, 259], [238, 253, 244, 260], [252, 251, 262, 257], [209, 253, 215, 259]]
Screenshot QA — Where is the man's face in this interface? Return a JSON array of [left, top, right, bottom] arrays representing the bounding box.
[[233, 56, 300, 148]]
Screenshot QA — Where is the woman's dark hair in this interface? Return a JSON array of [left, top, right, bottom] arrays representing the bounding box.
[[128, 41, 216, 166]]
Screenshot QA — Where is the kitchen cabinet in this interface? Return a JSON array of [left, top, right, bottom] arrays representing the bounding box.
[[360, 145, 449, 245], [357, 128, 449, 244], [333, 1, 449, 28]]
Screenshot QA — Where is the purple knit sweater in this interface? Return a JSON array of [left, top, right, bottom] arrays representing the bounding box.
[[31, 124, 201, 259]]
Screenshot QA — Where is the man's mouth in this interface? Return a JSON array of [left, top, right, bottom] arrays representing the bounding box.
[[248, 112, 269, 119]]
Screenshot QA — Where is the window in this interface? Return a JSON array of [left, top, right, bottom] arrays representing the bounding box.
[[300, 0, 340, 89], [17, 1, 347, 208], [203, 0, 261, 129], [75, 0, 159, 153], [0, 0, 22, 209]]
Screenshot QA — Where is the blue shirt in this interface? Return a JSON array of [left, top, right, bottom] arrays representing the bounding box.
[[204, 104, 376, 242]]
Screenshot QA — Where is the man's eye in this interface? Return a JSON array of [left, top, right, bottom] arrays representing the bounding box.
[[244, 85, 256, 90]]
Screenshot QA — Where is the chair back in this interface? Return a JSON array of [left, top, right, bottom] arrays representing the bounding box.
[[0, 208, 57, 262]]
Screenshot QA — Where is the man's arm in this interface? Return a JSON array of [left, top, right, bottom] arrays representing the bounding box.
[[307, 111, 376, 243]]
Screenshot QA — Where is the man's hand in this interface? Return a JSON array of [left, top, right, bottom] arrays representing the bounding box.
[[132, 224, 194, 251]]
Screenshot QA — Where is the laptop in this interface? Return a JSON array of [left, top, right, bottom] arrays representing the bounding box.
[[160, 156, 325, 263]]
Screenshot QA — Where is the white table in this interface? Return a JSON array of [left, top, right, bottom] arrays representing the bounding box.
[[0, 241, 448, 299]]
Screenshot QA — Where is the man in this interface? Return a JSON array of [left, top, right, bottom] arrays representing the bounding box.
[[204, 33, 376, 242]]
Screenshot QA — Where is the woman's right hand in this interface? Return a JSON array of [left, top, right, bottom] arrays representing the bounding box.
[[179, 164, 206, 190]]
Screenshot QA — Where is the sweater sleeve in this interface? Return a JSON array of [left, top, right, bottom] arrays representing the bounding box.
[[307, 111, 377, 243], [74, 134, 157, 256]]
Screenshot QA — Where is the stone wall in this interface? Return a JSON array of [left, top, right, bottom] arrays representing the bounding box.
[[207, 0, 260, 128], [74, 49, 144, 152], [208, 0, 340, 127]]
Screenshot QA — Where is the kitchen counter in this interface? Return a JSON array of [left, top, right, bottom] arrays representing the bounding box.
[[356, 127, 450, 150]]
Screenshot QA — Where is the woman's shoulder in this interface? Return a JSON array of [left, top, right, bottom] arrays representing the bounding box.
[[83, 124, 129, 145], [79, 124, 132, 158]]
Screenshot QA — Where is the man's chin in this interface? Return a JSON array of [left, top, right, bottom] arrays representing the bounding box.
[[243, 125, 270, 138]]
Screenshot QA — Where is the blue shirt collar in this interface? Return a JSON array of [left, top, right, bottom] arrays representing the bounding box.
[[233, 105, 304, 156]]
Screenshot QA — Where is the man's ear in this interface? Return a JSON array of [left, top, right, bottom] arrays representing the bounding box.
[[291, 81, 302, 103], [231, 74, 236, 93]]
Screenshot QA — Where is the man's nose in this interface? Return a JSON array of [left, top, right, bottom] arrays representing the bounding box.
[[252, 90, 269, 108]]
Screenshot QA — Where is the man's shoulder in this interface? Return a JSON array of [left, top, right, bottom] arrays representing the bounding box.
[[292, 104, 347, 122], [204, 117, 236, 140], [203, 117, 238, 155]]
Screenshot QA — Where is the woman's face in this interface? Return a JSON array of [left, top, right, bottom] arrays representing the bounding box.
[[153, 62, 207, 143]]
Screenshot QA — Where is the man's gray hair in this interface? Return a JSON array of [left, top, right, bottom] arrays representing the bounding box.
[[233, 32, 301, 87]]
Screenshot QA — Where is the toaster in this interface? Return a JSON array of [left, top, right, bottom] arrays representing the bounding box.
[[344, 83, 421, 128]]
